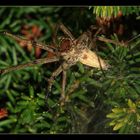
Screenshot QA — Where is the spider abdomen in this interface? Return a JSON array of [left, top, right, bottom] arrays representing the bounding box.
[[79, 48, 109, 70]]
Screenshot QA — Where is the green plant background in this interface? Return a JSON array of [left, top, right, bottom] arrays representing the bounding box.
[[0, 6, 140, 133]]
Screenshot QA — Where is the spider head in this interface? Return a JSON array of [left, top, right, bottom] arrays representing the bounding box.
[[59, 38, 71, 53]]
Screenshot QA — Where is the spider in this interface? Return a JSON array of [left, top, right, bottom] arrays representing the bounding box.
[[0, 23, 126, 105]]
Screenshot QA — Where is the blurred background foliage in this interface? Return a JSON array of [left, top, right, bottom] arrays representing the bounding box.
[[0, 6, 140, 133]]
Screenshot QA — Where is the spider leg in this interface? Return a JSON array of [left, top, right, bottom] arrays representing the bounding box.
[[56, 23, 75, 41], [60, 70, 67, 106], [59, 23, 75, 40], [94, 28, 102, 38], [0, 57, 59, 75], [92, 32, 107, 77], [87, 27, 102, 49], [51, 23, 74, 58], [1, 31, 55, 53], [88, 25, 127, 47], [96, 36, 127, 47], [47, 62, 71, 106], [47, 64, 63, 92], [47, 62, 69, 92], [52, 23, 60, 45]]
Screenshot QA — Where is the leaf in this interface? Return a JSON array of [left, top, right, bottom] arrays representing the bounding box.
[[107, 111, 125, 119], [128, 99, 136, 109], [106, 113, 117, 119], [0, 108, 8, 119], [29, 86, 34, 98], [0, 75, 9, 86], [70, 90, 85, 99], [10, 89, 19, 97], [57, 116, 68, 122], [21, 95, 31, 101], [10, 20, 21, 28], [6, 90, 15, 104], [112, 108, 124, 113], [5, 75, 12, 89], [21, 108, 34, 124], [0, 118, 17, 127], [17, 100, 29, 106], [136, 114, 140, 122], [42, 112, 53, 120], [14, 43, 30, 61], [86, 77, 102, 88], [34, 121, 51, 129], [6, 102, 15, 113], [27, 127, 37, 133], [113, 122, 125, 131], [46, 98, 57, 108], [36, 99, 45, 106], [77, 62, 85, 74], [54, 80, 61, 93], [109, 120, 116, 126], [12, 47, 18, 66], [76, 94, 90, 104], [0, 60, 9, 67], [117, 116, 128, 123], [37, 93, 45, 99]]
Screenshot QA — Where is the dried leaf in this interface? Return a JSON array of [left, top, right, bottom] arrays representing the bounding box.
[[0, 108, 8, 119]]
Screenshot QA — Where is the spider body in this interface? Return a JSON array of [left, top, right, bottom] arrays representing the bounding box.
[[59, 32, 109, 70]]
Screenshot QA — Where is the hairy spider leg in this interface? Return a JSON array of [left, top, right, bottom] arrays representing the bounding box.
[[59, 23, 75, 41], [92, 28, 107, 77], [61, 70, 67, 105], [0, 57, 59, 75], [96, 36, 127, 47], [1, 31, 55, 53], [47, 62, 67, 91]]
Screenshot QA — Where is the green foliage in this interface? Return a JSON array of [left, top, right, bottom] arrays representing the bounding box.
[[90, 6, 140, 18], [99, 34, 140, 133], [107, 99, 140, 133]]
